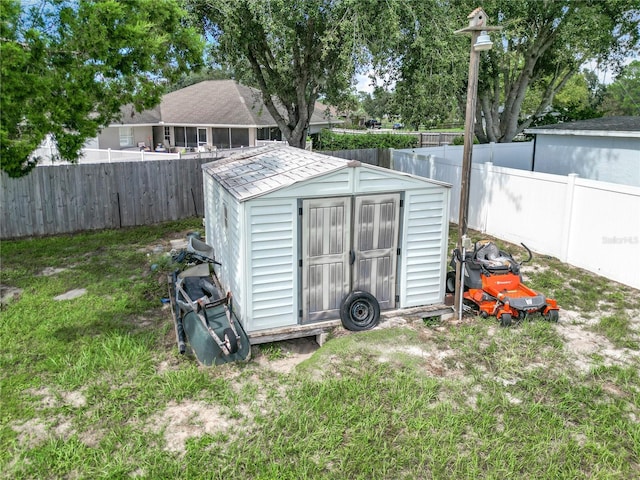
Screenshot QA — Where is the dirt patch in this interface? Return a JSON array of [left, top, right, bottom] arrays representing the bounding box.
[[12, 418, 49, 449], [38, 267, 68, 276], [254, 337, 320, 374], [0, 284, 22, 306], [148, 400, 245, 454], [53, 288, 87, 301], [29, 386, 87, 409], [554, 307, 640, 372]]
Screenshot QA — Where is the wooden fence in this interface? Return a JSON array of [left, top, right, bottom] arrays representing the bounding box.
[[319, 148, 390, 168], [1, 158, 211, 239], [1, 149, 390, 239]]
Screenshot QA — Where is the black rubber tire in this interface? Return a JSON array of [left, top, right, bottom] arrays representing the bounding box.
[[547, 310, 559, 323], [222, 327, 239, 354], [500, 313, 512, 327], [340, 291, 381, 331], [445, 271, 456, 294]]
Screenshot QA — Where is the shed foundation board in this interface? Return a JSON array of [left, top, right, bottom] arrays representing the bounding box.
[[247, 303, 453, 345], [248, 320, 342, 345]]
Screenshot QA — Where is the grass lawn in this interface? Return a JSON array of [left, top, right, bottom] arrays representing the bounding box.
[[1, 219, 639, 479]]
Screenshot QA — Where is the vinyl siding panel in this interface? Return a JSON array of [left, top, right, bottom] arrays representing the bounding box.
[[246, 200, 297, 331], [204, 175, 244, 319], [401, 190, 448, 307], [261, 170, 353, 199]]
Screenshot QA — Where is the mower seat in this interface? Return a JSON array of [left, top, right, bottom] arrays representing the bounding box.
[[475, 242, 518, 273]]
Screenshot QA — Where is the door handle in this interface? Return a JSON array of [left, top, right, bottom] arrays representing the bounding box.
[[349, 250, 356, 265]]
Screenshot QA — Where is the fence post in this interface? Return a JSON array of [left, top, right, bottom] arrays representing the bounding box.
[[489, 142, 495, 164], [140, 150, 145, 161], [429, 155, 436, 179], [560, 173, 579, 262], [481, 162, 494, 233], [108, 148, 111, 163]]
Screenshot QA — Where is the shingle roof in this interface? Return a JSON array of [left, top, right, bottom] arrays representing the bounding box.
[[115, 80, 338, 127], [202, 144, 351, 201], [525, 116, 640, 136]]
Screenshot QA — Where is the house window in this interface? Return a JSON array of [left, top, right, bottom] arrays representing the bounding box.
[[212, 128, 230, 149], [119, 127, 134, 147], [270, 127, 282, 141], [163, 126, 171, 145], [257, 127, 269, 140], [257, 127, 282, 141], [230, 128, 249, 148], [198, 128, 207, 147], [175, 127, 198, 148]]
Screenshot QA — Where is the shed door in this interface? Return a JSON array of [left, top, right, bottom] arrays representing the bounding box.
[[301, 198, 351, 322], [301, 194, 400, 323], [352, 194, 400, 310]]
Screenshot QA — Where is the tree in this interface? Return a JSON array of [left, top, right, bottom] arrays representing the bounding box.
[[0, 0, 202, 177], [188, 0, 370, 148], [525, 70, 604, 126], [382, 2, 465, 131], [462, 0, 640, 142], [360, 87, 396, 121], [188, 0, 432, 148], [601, 60, 640, 115]]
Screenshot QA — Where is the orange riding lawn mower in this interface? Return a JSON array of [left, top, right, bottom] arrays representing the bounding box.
[[446, 239, 559, 326]]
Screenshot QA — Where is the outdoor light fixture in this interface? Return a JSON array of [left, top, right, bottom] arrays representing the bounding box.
[[474, 31, 493, 51], [452, 8, 502, 321]]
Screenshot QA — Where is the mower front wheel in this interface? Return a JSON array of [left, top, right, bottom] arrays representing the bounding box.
[[500, 313, 512, 327], [546, 310, 559, 323]]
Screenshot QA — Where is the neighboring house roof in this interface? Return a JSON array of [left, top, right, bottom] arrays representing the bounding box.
[[113, 80, 340, 128], [203, 143, 449, 202], [524, 116, 640, 138]]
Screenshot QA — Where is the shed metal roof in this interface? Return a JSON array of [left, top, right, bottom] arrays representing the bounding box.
[[202, 145, 350, 201], [524, 116, 640, 138], [202, 144, 449, 202]]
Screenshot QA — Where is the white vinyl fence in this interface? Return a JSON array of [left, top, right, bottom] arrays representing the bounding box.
[[393, 148, 640, 290], [399, 142, 535, 171]]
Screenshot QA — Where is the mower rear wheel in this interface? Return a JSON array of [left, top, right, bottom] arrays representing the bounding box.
[[500, 313, 512, 327], [546, 310, 559, 323], [445, 271, 456, 294]]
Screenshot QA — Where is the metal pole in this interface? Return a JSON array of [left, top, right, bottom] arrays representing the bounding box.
[[454, 30, 481, 320]]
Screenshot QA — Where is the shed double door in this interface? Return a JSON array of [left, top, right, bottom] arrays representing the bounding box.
[[301, 194, 401, 323]]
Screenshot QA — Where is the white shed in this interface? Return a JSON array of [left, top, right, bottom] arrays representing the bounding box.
[[202, 145, 451, 340]]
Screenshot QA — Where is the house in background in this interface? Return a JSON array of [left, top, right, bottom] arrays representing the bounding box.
[[525, 116, 640, 187], [97, 80, 341, 152]]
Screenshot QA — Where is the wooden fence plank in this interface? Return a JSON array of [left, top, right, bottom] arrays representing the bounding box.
[[1, 158, 212, 239]]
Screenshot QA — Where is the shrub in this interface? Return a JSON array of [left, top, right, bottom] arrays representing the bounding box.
[[315, 129, 418, 151], [452, 134, 479, 145]]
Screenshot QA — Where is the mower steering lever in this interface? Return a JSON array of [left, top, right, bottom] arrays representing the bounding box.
[[519, 243, 533, 264]]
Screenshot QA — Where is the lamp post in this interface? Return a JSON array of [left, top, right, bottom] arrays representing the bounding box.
[[453, 9, 501, 320]]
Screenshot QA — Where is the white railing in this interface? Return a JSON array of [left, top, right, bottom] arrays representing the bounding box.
[[34, 148, 180, 165], [392, 148, 640, 290]]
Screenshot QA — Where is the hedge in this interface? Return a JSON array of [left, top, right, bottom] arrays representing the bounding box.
[[314, 129, 418, 150]]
